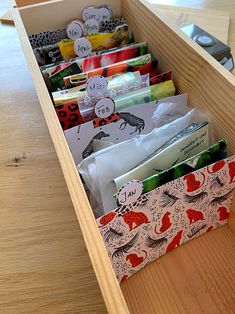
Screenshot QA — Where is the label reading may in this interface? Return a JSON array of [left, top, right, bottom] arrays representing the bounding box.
[[94, 97, 115, 119], [67, 21, 84, 40], [74, 38, 92, 58], [116, 180, 143, 206], [87, 76, 108, 98]]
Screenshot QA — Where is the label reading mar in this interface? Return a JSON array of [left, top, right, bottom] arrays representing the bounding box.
[[94, 97, 115, 119], [116, 180, 144, 206], [87, 76, 108, 98]]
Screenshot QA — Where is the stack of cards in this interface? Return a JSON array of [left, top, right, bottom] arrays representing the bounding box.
[[28, 4, 234, 283]]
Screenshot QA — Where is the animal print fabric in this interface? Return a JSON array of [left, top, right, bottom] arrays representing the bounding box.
[[96, 156, 235, 283], [55, 102, 84, 130], [93, 113, 121, 128], [29, 18, 126, 49], [29, 28, 68, 49], [100, 18, 126, 33]]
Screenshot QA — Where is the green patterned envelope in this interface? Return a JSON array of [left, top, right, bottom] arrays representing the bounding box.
[[142, 140, 227, 193]]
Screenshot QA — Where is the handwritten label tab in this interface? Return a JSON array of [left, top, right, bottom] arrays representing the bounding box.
[[98, 7, 112, 22], [116, 180, 143, 206], [66, 21, 84, 40], [82, 7, 99, 22], [94, 97, 115, 119], [74, 38, 92, 58], [87, 76, 108, 98], [85, 18, 100, 35]]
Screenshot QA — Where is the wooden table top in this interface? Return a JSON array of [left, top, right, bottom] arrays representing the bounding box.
[[0, 0, 234, 313], [0, 1, 106, 313], [149, 0, 235, 74]]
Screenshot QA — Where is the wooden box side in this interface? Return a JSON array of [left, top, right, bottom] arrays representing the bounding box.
[[10, 0, 51, 7], [122, 0, 235, 152], [12, 0, 235, 313], [122, 0, 235, 229], [19, 0, 121, 35], [12, 2, 129, 314]]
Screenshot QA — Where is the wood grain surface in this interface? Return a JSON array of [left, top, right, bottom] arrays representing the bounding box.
[[19, 0, 121, 35], [0, 10, 14, 24], [12, 1, 129, 314], [14, 0, 50, 6], [148, 0, 235, 74], [149, 5, 230, 44], [122, 225, 235, 314], [123, 0, 235, 153], [0, 1, 107, 313], [1, 0, 235, 313], [121, 0, 235, 312]]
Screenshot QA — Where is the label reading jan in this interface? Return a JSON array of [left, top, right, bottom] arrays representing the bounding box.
[[116, 180, 144, 206]]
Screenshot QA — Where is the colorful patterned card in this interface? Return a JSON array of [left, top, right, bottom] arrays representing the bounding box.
[[29, 18, 126, 49], [34, 25, 133, 66], [65, 82, 176, 164], [142, 140, 227, 193], [53, 72, 172, 131], [58, 24, 133, 61], [63, 54, 158, 88], [65, 100, 158, 165], [46, 42, 148, 91], [96, 156, 235, 283]]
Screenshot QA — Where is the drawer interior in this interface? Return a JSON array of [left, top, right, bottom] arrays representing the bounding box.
[[14, 0, 235, 312]]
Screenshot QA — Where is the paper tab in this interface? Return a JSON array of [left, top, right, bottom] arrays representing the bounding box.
[[74, 38, 92, 58], [82, 7, 99, 22], [98, 7, 112, 22], [116, 180, 144, 206], [85, 18, 100, 35], [86, 76, 108, 98], [94, 97, 115, 119], [66, 21, 84, 40]]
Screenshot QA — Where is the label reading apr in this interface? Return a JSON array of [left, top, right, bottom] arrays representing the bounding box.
[[94, 97, 115, 119], [74, 38, 92, 58], [116, 180, 144, 206]]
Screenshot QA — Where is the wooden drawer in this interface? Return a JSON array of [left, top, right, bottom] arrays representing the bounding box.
[[12, 0, 235, 312]]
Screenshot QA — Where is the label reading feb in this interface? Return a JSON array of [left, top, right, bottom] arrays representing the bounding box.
[[116, 180, 144, 206], [94, 97, 115, 119], [87, 76, 108, 98], [74, 38, 92, 58]]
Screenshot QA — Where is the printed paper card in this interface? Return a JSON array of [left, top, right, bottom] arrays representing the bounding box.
[[96, 156, 235, 283], [65, 100, 158, 165]]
